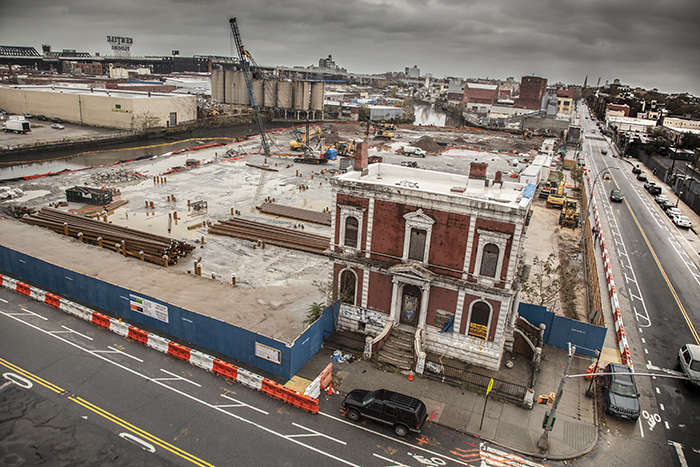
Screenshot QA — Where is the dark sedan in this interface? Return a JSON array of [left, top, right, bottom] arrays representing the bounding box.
[[610, 189, 624, 202], [636, 173, 648, 182]]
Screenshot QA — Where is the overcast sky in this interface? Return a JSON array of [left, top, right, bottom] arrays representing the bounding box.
[[1, 0, 698, 95]]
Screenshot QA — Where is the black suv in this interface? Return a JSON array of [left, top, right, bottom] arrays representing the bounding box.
[[602, 363, 640, 420], [610, 189, 624, 202], [632, 166, 642, 174], [342, 389, 428, 436]]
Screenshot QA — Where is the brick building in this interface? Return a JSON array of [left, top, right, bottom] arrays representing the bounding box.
[[61, 61, 103, 75], [516, 76, 547, 110], [463, 82, 499, 112], [556, 88, 574, 117], [605, 103, 630, 118], [329, 146, 532, 373]]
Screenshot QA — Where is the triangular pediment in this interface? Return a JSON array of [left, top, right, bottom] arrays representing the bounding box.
[[388, 261, 435, 280], [403, 209, 435, 226]]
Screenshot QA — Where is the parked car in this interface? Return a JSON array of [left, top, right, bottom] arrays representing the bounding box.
[[36, 114, 49, 121], [660, 200, 675, 211], [343, 389, 428, 436], [632, 166, 642, 174], [601, 149, 608, 155], [400, 161, 418, 168], [643, 181, 656, 191], [649, 185, 662, 196], [673, 215, 692, 229], [51, 117, 64, 123], [655, 195, 669, 204], [602, 363, 641, 420], [610, 189, 624, 202], [50, 123, 65, 130], [678, 344, 700, 386], [666, 207, 681, 219], [636, 173, 647, 182]]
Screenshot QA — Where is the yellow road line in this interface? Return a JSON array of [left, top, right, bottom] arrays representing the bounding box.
[[0, 356, 65, 393], [71, 396, 213, 467], [602, 157, 700, 344], [0, 357, 213, 467]]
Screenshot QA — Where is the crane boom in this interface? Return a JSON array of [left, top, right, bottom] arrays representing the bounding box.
[[229, 17, 271, 161]]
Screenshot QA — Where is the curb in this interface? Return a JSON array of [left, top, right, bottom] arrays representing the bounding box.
[[585, 171, 633, 369], [0, 272, 319, 414]]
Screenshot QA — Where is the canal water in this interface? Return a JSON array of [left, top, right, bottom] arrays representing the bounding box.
[[412, 104, 461, 127]]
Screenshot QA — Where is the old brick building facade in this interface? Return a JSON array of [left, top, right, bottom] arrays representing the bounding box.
[[330, 158, 531, 372], [516, 76, 547, 110]]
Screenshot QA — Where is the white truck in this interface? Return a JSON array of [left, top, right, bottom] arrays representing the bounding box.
[[402, 146, 426, 158], [3, 116, 31, 134]]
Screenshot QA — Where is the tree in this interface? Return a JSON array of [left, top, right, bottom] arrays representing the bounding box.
[[571, 165, 584, 189], [358, 105, 370, 122], [304, 302, 324, 325]]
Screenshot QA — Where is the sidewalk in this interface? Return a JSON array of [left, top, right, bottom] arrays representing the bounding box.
[[299, 345, 599, 460]]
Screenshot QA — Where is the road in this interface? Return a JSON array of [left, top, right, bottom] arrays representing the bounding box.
[[0, 287, 542, 467], [579, 104, 700, 467]]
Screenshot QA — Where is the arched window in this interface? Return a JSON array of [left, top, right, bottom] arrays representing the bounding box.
[[339, 269, 357, 304], [467, 301, 491, 340], [344, 216, 359, 248], [479, 243, 500, 277]]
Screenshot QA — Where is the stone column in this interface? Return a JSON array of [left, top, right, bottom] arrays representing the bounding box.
[[417, 284, 430, 329], [389, 278, 400, 322]]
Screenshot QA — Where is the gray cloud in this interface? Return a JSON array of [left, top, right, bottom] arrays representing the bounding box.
[[0, 0, 697, 94]]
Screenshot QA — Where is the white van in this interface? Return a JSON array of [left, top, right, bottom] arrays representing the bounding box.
[[402, 146, 426, 158]]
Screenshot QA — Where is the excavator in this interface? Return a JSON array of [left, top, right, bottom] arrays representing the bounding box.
[[335, 140, 357, 157], [546, 179, 566, 209], [290, 127, 321, 150]]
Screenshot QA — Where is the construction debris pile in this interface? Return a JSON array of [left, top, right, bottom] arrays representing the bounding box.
[[208, 218, 330, 255], [89, 169, 147, 184], [413, 136, 443, 153], [20, 208, 195, 266]]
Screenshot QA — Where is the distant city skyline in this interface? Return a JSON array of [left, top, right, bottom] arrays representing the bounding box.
[[0, 0, 697, 95]]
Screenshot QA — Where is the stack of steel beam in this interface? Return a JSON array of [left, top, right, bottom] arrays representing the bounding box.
[[208, 218, 329, 255], [20, 208, 194, 266]]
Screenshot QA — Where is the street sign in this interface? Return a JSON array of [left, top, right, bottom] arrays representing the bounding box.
[[486, 377, 494, 396]]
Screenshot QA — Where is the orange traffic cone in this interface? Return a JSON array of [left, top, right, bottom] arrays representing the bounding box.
[[327, 383, 333, 396], [408, 370, 414, 382]]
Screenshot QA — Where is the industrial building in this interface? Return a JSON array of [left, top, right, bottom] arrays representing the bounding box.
[[516, 76, 547, 110], [0, 85, 196, 129], [463, 82, 499, 112], [210, 69, 325, 119]]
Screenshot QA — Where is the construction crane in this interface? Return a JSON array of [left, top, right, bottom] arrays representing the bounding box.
[[229, 17, 271, 164]]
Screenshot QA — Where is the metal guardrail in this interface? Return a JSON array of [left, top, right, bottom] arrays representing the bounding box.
[[427, 364, 529, 403]]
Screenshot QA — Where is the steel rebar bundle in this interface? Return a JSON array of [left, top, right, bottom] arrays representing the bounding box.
[[208, 218, 330, 255], [20, 208, 195, 266]]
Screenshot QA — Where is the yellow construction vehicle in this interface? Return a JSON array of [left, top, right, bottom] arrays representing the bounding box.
[[335, 140, 357, 157], [374, 129, 393, 140], [546, 180, 566, 208], [559, 198, 580, 228], [290, 127, 321, 150]]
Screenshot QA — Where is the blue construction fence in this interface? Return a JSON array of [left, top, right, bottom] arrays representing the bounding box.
[[518, 302, 606, 357], [0, 245, 339, 380]]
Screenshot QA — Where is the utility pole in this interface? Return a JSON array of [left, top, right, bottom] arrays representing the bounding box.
[[537, 343, 576, 452]]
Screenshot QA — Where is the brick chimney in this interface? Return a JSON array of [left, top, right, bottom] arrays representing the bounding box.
[[469, 162, 487, 180], [354, 141, 368, 171]]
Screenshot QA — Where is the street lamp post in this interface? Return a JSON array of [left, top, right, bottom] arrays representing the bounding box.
[[537, 343, 576, 452]]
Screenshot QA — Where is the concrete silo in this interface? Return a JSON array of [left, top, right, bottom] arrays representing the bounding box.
[[263, 80, 277, 108], [277, 81, 293, 109], [310, 82, 324, 111]]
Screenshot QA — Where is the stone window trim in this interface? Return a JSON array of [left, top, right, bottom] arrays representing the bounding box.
[[338, 205, 366, 251], [338, 267, 359, 306], [402, 209, 435, 264], [464, 299, 494, 341], [474, 229, 510, 281]]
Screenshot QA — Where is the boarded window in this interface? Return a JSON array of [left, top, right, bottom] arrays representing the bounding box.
[[344, 216, 359, 247], [468, 301, 490, 340], [408, 228, 427, 261], [339, 270, 356, 304], [479, 243, 499, 277]]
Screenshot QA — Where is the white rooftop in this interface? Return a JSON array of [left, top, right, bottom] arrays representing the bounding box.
[[467, 82, 498, 90], [606, 115, 657, 126], [336, 163, 528, 208], [2, 85, 180, 99], [663, 124, 700, 135]]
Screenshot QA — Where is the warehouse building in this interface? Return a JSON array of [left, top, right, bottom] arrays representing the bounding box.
[[0, 85, 196, 130]]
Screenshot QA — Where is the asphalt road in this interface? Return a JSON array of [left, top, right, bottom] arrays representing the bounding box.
[[0, 287, 543, 467], [580, 105, 700, 467]]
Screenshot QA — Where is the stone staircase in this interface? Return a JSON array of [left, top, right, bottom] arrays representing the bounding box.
[[374, 327, 415, 371]]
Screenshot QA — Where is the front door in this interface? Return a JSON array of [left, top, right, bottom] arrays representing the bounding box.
[[400, 284, 421, 326]]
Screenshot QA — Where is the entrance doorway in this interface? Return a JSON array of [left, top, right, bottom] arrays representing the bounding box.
[[399, 284, 421, 326]]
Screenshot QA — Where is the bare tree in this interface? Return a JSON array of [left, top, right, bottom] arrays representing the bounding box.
[[521, 254, 582, 314]]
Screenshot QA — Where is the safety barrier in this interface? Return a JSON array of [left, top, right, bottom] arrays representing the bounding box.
[[584, 172, 634, 369], [0, 273, 321, 414]]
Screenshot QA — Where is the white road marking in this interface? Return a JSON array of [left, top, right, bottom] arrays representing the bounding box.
[[219, 394, 268, 415], [119, 432, 156, 453], [638, 417, 645, 438], [644, 348, 648, 354], [669, 441, 689, 467], [372, 453, 409, 467], [60, 325, 93, 341], [153, 368, 201, 387], [641, 338, 646, 344], [0, 298, 8, 303], [91, 346, 144, 363], [289, 422, 346, 445], [319, 411, 471, 466], [665, 421, 670, 430], [0, 310, 361, 467], [656, 387, 660, 394], [659, 403, 665, 411], [8, 308, 47, 320], [2, 372, 33, 390]]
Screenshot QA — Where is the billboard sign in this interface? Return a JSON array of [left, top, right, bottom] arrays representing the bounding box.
[[106, 36, 133, 57]]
